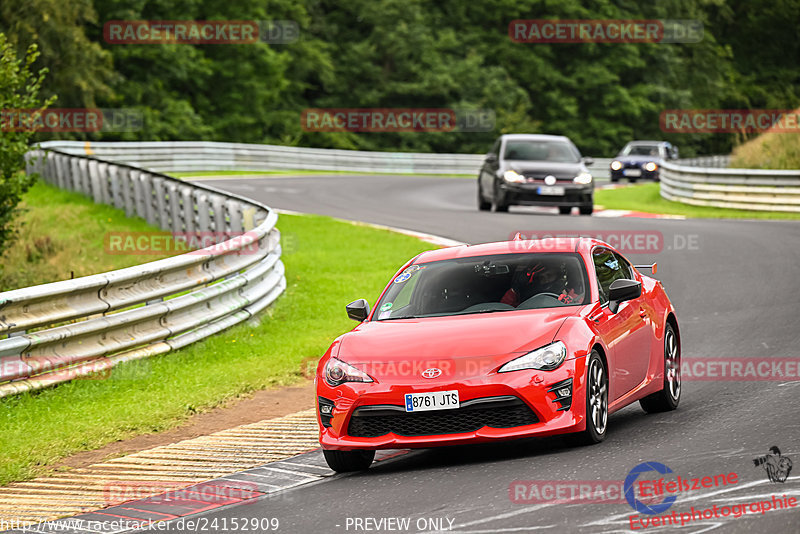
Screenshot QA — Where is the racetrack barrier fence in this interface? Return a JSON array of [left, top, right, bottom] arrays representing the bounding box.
[[0, 147, 286, 397]]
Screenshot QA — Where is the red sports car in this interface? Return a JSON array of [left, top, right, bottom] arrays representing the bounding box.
[[315, 238, 681, 472]]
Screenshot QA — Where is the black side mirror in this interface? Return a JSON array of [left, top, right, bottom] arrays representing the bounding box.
[[583, 157, 594, 166], [608, 279, 642, 313], [346, 299, 370, 321], [485, 153, 498, 163]]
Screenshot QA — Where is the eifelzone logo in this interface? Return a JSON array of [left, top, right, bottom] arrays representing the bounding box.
[[753, 446, 793, 483]]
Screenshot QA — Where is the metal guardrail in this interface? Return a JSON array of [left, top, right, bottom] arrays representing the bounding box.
[[0, 148, 286, 397], [37, 141, 613, 180], [660, 160, 800, 213], [675, 155, 731, 168]]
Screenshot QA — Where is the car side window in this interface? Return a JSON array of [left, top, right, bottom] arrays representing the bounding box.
[[592, 248, 632, 304]]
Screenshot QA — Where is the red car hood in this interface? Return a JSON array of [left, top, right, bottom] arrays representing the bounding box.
[[337, 308, 577, 380]]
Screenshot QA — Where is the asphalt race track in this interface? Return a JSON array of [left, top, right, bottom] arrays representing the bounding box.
[[164, 174, 799, 533]]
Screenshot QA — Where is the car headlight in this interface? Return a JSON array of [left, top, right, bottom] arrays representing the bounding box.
[[324, 357, 374, 386], [573, 172, 593, 184], [644, 162, 658, 172], [610, 160, 623, 171], [498, 341, 568, 373], [503, 170, 525, 183]]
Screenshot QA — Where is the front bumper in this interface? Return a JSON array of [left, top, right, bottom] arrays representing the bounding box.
[[317, 357, 588, 451], [611, 166, 659, 181], [499, 183, 593, 207]]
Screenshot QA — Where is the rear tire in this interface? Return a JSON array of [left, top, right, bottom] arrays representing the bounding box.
[[640, 323, 681, 413], [323, 449, 375, 473], [579, 205, 593, 215], [558, 206, 572, 215], [576, 351, 608, 445]]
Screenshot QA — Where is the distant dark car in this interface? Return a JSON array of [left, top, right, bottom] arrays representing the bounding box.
[[478, 134, 595, 215], [610, 141, 679, 183]]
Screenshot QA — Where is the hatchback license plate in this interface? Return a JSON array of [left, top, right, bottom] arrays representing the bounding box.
[[623, 169, 642, 177], [404, 390, 460, 412], [537, 186, 565, 196]]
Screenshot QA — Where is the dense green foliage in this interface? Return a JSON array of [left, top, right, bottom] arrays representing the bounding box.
[[0, 34, 52, 255], [1, 0, 798, 156]]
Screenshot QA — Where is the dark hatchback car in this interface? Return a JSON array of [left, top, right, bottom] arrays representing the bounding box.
[[610, 140, 679, 183], [478, 134, 594, 215]]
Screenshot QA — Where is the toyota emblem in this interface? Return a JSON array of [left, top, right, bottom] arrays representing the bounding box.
[[544, 175, 557, 186], [421, 368, 442, 379]]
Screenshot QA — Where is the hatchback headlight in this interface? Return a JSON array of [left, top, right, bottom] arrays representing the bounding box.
[[644, 162, 658, 172], [503, 170, 525, 183], [498, 341, 568, 373], [324, 357, 373, 386], [573, 172, 593, 184], [610, 160, 623, 171]]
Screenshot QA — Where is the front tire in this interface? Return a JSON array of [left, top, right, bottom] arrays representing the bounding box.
[[577, 351, 608, 444], [323, 449, 375, 473], [640, 323, 681, 413], [478, 181, 491, 211], [579, 205, 593, 215], [558, 206, 572, 215]]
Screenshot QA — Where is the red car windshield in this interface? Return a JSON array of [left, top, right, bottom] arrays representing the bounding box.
[[375, 253, 590, 320]]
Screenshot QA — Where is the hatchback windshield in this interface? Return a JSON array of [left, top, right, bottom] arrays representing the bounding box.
[[503, 140, 580, 163], [621, 144, 661, 157], [375, 253, 589, 320]]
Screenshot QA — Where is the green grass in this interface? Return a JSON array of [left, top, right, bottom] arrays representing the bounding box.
[[595, 183, 800, 220], [0, 182, 175, 291], [169, 169, 473, 178], [0, 213, 436, 485]]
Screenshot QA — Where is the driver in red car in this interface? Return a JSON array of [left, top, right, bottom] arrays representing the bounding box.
[[501, 261, 583, 307]]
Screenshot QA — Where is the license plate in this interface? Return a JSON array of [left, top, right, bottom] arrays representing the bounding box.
[[537, 186, 565, 196], [623, 169, 642, 177], [404, 390, 460, 412]]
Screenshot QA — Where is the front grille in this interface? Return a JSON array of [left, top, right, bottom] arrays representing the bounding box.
[[347, 396, 539, 438], [521, 172, 574, 183]]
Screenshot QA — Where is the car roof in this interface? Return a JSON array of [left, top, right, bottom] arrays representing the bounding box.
[[501, 134, 572, 142], [626, 140, 668, 145], [414, 238, 613, 263]]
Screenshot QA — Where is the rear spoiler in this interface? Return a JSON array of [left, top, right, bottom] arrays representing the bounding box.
[[634, 263, 658, 274]]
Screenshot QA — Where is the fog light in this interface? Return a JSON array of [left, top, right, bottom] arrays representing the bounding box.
[[318, 396, 335, 427], [547, 378, 573, 411]]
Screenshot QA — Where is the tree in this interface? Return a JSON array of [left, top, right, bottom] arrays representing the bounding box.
[[0, 33, 53, 254]]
